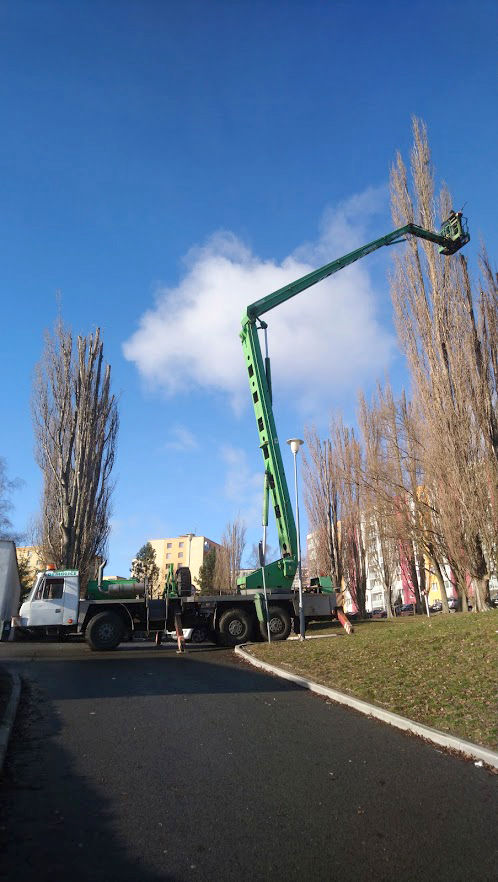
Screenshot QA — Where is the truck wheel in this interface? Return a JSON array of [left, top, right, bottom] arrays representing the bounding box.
[[217, 608, 253, 646], [260, 606, 291, 641], [86, 612, 124, 651], [190, 625, 208, 644], [177, 567, 192, 596]]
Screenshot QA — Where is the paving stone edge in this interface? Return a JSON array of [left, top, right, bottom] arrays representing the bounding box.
[[235, 645, 498, 770]]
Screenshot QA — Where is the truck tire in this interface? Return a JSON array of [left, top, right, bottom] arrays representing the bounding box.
[[85, 612, 124, 651], [259, 605, 291, 641], [177, 567, 192, 597], [217, 608, 253, 646], [190, 624, 209, 644]]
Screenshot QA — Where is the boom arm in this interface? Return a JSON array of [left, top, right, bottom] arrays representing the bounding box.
[[246, 218, 469, 321], [238, 212, 469, 593]]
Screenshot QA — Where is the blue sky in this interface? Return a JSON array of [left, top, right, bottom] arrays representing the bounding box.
[[1, 0, 496, 576]]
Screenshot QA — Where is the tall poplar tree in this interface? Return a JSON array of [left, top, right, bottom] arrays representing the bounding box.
[[33, 319, 118, 589]]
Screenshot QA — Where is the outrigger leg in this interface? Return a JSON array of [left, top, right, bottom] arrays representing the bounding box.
[[335, 608, 354, 635]]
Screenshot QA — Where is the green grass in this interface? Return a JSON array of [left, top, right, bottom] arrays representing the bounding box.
[[247, 612, 498, 750]]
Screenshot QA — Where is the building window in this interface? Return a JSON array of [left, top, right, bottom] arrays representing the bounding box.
[[166, 553, 172, 560], [179, 542, 184, 548], [178, 552, 183, 558], [167, 543, 172, 549]]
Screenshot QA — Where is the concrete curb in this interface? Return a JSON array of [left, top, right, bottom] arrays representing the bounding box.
[[235, 645, 498, 770], [0, 670, 21, 773], [288, 633, 339, 641]]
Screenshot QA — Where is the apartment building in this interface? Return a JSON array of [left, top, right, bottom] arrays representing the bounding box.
[[307, 528, 406, 613], [307, 527, 467, 613], [16, 545, 47, 585], [149, 534, 221, 593]]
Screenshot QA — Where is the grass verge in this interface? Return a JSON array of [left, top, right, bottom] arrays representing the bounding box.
[[247, 612, 498, 750]]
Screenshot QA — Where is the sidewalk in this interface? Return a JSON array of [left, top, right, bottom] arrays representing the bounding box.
[[235, 645, 498, 771]]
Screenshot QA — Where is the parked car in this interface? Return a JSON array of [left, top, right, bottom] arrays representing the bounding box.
[[166, 623, 210, 644], [370, 608, 387, 619], [429, 601, 443, 613], [490, 596, 498, 608], [448, 596, 459, 610], [398, 603, 416, 616]]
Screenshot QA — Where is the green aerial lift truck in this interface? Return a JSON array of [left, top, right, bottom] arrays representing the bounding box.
[[13, 213, 469, 650], [235, 210, 470, 633]]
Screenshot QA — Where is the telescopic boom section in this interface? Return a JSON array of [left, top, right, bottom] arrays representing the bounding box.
[[246, 215, 469, 321], [239, 318, 298, 591], [238, 212, 469, 593]]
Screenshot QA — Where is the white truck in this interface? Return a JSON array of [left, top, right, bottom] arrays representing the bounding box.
[[12, 565, 342, 650]]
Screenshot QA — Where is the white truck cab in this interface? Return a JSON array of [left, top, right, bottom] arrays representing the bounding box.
[[16, 569, 80, 633]]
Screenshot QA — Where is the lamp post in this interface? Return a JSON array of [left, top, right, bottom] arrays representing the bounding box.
[[287, 438, 305, 641]]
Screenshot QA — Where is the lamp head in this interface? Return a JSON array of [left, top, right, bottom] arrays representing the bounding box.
[[286, 438, 304, 456]]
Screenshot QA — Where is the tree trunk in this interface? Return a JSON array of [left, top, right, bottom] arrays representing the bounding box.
[[426, 551, 450, 613], [383, 584, 394, 617], [473, 575, 490, 612]]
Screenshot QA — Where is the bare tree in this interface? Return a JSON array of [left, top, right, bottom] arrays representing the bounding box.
[[33, 319, 118, 589], [213, 517, 246, 594], [246, 541, 276, 569], [394, 393, 445, 612], [375, 387, 426, 613], [0, 458, 22, 541], [390, 118, 497, 610], [302, 425, 342, 589], [358, 392, 401, 617], [335, 423, 368, 617], [213, 543, 230, 594], [361, 383, 449, 613]]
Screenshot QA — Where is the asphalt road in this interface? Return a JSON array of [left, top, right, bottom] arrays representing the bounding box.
[[0, 640, 496, 882]]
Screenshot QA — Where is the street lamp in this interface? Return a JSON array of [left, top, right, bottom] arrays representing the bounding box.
[[287, 438, 305, 641]]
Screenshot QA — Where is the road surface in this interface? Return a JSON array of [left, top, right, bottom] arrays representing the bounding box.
[[0, 640, 496, 881]]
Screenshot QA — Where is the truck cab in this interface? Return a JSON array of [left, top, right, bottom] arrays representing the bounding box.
[[15, 569, 80, 636]]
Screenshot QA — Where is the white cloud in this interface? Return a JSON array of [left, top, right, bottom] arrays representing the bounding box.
[[123, 187, 396, 417], [221, 444, 261, 503], [163, 424, 199, 452], [211, 444, 262, 531]]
